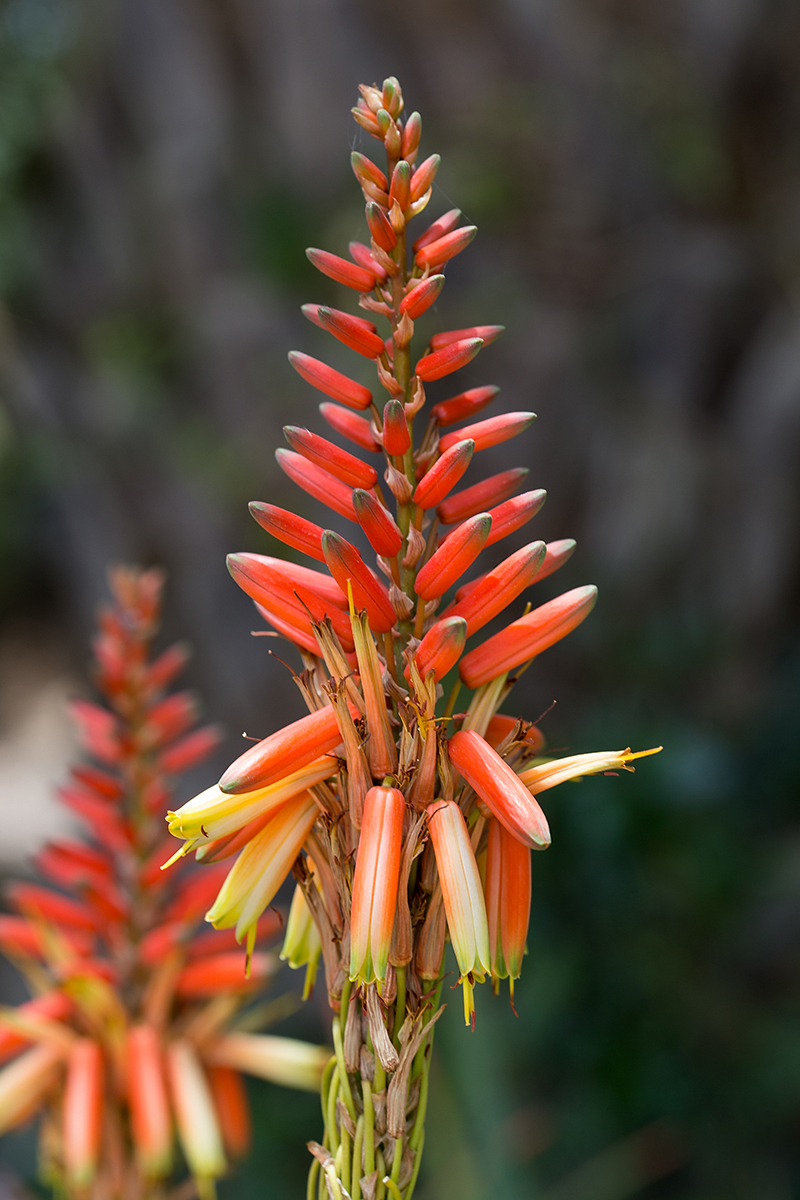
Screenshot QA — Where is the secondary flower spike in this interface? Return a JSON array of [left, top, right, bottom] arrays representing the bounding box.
[[161, 76, 661, 1200]]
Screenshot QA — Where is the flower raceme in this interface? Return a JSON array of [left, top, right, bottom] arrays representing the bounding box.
[[0, 569, 328, 1200], [165, 76, 661, 1200]]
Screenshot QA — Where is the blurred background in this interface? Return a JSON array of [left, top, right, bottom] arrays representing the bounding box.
[[0, 0, 799, 1197]]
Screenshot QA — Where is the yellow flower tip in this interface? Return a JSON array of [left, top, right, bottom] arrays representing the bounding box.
[[623, 745, 663, 763], [462, 976, 476, 1028], [160, 840, 197, 871]]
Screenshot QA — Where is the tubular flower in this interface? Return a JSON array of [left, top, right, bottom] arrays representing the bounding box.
[[165, 77, 660, 1200], [0, 569, 327, 1200]]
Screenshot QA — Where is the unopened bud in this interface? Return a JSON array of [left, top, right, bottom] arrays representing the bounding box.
[[352, 105, 381, 138], [389, 161, 412, 211], [401, 112, 422, 162], [382, 77, 403, 118], [366, 202, 396, 252], [384, 121, 402, 159]]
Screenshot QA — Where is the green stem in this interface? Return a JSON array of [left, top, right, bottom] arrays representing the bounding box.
[[393, 967, 407, 1044], [362, 1080, 375, 1178], [307, 1159, 319, 1200], [404, 1133, 425, 1200], [390, 1137, 403, 1184], [332, 1016, 356, 1122], [351, 1116, 364, 1200], [326, 1071, 341, 1154]]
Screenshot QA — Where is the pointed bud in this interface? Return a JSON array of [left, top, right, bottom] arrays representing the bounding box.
[[427, 800, 490, 1024], [321, 532, 396, 634], [485, 714, 546, 755], [219, 702, 345, 795], [127, 1026, 174, 1178], [204, 1033, 329, 1093], [400, 274, 445, 318], [484, 489, 546, 546], [416, 513, 492, 599], [160, 725, 222, 774], [446, 540, 546, 636], [430, 384, 498, 427], [411, 616, 468, 682], [350, 786, 405, 985], [352, 489, 403, 557], [306, 248, 377, 292], [205, 792, 319, 946], [382, 77, 403, 117], [415, 337, 483, 382], [439, 411, 535, 455], [349, 240, 388, 281], [459, 585, 598, 688], [382, 399, 411, 456], [275, 448, 357, 520], [9, 883, 99, 932], [413, 439, 475, 509], [248, 502, 325, 563], [366, 202, 397, 252], [351, 151, 388, 193], [288, 351, 372, 410], [350, 607, 398, 778], [388, 160, 411, 211], [413, 208, 462, 254], [166, 1040, 227, 1185], [437, 467, 529, 525], [0, 1042, 64, 1136], [63, 1039, 104, 1190], [316, 307, 386, 358], [319, 402, 382, 452], [226, 554, 353, 653], [351, 106, 382, 139], [415, 225, 477, 269], [401, 111, 422, 160], [531, 537, 576, 583], [283, 426, 378, 490], [251, 597, 324, 656], [207, 1066, 252, 1160], [410, 154, 440, 202], [430, 325, 504, 352], [448, 730, 551, 850], [176, 951, 274, 998], [518, 747, 662, 793], [485, 817, 531, 996]]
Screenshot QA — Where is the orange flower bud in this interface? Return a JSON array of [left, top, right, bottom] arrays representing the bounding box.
[[275, 448, 357, 520], [412, 207, 462, 254], [9, 883, 99, 932], [388, 160, 411, 210], [437, 467, 529, 525], [415, 225, 477, 270], [319, 402, 382, 452], [485, 816, 531, 996], [351, 151, 388, 194], [127, 1026, 173, 1178], [448, 730, 551, 850], [349, 240, 388, 281], [530, 537, 576, 583], [322, 532, 396, 634], [160, 725, 222, 774], [446, 541, 546, 636], [366, 202, 397, 252], [207, 1066, 251, 1160], [0, 991, 73, 1066], [429, 324, 504, 351], [315, 306, 386, 358], [415, 337, 483, 382], [176, 951, 274, 998], [416, 513, 492, 599], [252, 597, 324, 656], [412, 616, 467, 682], [426, 800, 490, 1024], [350, 785, 404, 985], [352, 489, 403, 557], [459, 585, 598, 689], [283, 425, 378, 489], [413, 439, 475, 509], [382, 399, 410, 456], [218, 702, 345, 794], [439, 410, 535, 454], [485, 714, 546, 755], [288, 351, 373, 410], [410, 154, 440, 202], [431, 384, 499, 427], [401, 111, 421, 160], [306, 247, 377, 292], [399, 274, 445, 318], [484, 489, 546, 546], [248, 501, 326, 563], [63, 1039, 104, 1190], [227, 552, 355, 649]]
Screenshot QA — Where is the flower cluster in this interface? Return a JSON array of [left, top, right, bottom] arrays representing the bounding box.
[[167, 78, 659, 1200], [0, 568, 327, 1200]]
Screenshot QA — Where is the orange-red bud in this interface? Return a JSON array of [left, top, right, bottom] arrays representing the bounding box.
[[484, 489, 546, 546], [459, 585, 598, 689], [430, 325, 504, 351], [410, 154, 440, 202], [306, 247, 377, 292], [439, 410, 535, 454], [127, 1026, 173, 1178], [207, 1066, 251, 1160], [485, 816, 531, 991], [352, 489, 403, 557], [448, 730, 550, 850], [275, 448, 357, 520], [160, 726, 221, 775], [401, 112, 421, 160], [412, 616, 468, 681], [485, 714, 546, 755], [366, 202, 397, 252], [319, 404, 381, 453], [288, 351, 372, 410], [400, 274, 445, 318], [321, 531, 396, 633], [219, 703, 346, 794], [350, 786, 404, 984], [176, 951, 273, 998], [388, 160, 411, 211], [349, 241, 388, 281], [0, 992, 74, 1065], [415, 225, 477, 269], [9, 883, 99, 932], [63, 1039, 104, 1190], [416, 513, 491, 599], [412, 208, 462, 254], [431, 384, 499, 427], [351, 151, 388, 193], [382, 399, 410, 456], [248, 501, 326, 563], [283, 426, 378, 489], [446, 541, 546, 636], [415, 337, 483, 382], [437, 467, 529, 525], [413, 440, 475, 509], [315, 306, 386, 358]]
